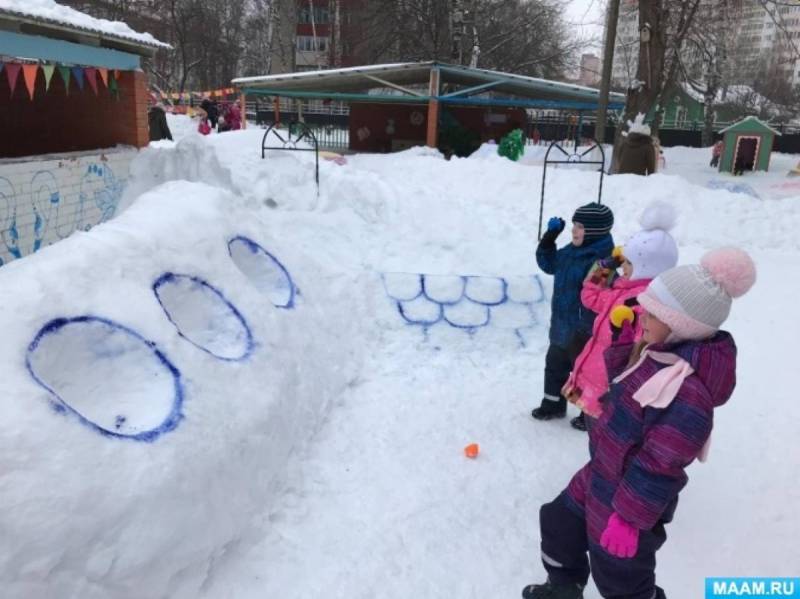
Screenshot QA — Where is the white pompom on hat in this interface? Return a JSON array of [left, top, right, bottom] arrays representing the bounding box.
[[624, 201, 679, 280], [637, 247, 757, 341]]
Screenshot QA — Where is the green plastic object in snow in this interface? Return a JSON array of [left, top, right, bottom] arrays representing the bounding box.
[[498, 129, 525, 162]]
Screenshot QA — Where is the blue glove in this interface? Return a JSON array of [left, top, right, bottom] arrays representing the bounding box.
[[547, 217, 566, 233]]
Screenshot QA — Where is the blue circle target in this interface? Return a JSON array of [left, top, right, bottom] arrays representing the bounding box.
[[153, 273, 255, 361], [228, 236, 296, 309], [26, 315, 184, 442]]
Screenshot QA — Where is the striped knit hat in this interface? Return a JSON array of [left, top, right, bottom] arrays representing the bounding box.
[[572, 203, 614, 243], [637, 247, 756, 341]]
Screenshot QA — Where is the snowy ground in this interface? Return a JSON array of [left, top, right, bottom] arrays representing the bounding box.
[[1, 116, 798, 598]]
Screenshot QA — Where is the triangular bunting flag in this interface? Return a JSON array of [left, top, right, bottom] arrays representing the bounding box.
[[114, 69, 121, 80], [58, 65, 71, 94], [5, 63, 21, 97], [41, 64, 55, 91], [71, 66, 84, 91], [98, 67, 108, 88], [109, 74, 118, 95], [22, 64, 39, 100], [84, 67, 98, 94]]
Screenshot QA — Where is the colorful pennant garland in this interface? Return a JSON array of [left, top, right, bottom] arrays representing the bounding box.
[[71, 66, 84, 91], [0, 60, 238, 103], [57, 65, 71, 94], [161, 87, 237, 101], [0, 61, 132, 99], [41, 64, 55, 91], [5, 63, 21, 97], [84, 67, 98, 94], [22, 64, 38, 99]]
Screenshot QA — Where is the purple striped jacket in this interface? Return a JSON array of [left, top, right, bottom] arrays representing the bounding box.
[[565, 331, 737, 542]]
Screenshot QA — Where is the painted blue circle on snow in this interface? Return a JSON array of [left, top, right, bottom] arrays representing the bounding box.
[[227, 236, 296, 309], [26, 315, 184, 442], [153, 272, 255, 361]]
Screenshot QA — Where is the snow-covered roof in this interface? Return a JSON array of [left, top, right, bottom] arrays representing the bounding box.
[[0, 0, 169, 50], [719, 116, 782, 136], [682, 83, 768, 108]]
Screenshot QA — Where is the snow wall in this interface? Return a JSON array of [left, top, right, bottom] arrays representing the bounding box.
[[0, 156, 366, 597]]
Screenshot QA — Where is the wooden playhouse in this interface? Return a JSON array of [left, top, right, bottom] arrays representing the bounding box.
[[718, 116, 780, 175]]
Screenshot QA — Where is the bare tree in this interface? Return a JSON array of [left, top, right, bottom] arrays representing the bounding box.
[[678, 0, 745, 145], [611, 0, 703, 167]]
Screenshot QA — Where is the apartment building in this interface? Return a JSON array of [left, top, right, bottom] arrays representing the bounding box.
[[608, 0, 800, 89]]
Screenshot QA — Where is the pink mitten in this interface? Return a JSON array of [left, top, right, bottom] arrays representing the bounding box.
[[600, 512, 639, 558], [609, 305, 637, 344]]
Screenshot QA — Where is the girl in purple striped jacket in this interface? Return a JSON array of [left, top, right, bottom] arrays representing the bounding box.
[[522, 247, 756, 599]]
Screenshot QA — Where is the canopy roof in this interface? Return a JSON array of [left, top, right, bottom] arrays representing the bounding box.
[[234, 62, 626, 111]]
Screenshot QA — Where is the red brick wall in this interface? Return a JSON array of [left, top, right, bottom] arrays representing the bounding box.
[[0, 68, 149, 159]]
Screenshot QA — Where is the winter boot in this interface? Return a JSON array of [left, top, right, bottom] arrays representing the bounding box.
[[532, 398, 566, 420], [570, 414, 587, 432], [521, 580, 584, 599]]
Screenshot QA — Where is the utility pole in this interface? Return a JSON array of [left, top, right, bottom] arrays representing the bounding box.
[[595, 0, 621, 143]]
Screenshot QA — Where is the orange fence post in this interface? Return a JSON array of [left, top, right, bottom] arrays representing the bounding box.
[[426, 67, 440, 148]]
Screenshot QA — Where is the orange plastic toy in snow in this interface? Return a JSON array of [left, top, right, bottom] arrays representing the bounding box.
[[464, 443, 480, 459]]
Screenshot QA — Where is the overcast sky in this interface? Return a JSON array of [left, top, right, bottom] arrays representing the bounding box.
[[563, 0, 607, 53]]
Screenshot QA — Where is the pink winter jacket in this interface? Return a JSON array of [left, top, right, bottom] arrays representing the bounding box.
[[565, 276, 651, 417]]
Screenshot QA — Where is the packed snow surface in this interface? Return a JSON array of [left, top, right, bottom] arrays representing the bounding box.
[[1, 118, 798, 598]]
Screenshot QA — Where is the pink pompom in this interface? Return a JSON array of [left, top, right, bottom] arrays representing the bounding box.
[[700, 247, 756, 298]]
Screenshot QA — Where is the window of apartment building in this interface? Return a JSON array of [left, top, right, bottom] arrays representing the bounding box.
[[297, 35, 329, 52], [298, 6, 330, 24]]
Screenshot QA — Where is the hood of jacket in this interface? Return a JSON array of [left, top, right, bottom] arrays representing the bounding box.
[[571, 233, 614, 258], [653, 331, 737, 408]]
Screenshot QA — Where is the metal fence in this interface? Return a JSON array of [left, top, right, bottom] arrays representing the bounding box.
[[243, 103, 800, 153]]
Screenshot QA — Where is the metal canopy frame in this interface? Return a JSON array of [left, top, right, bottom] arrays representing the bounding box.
[[235, 61, 626, 111], [538, 139, 606, 241]]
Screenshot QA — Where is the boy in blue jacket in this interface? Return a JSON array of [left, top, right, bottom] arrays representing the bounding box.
[[532, 203, 614, 428]]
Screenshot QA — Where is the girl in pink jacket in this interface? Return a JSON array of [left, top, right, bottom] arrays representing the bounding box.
[[564, 202, 678, 427]]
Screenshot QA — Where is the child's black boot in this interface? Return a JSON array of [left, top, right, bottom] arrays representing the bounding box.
[[531, 397, 566, 420], [521, 580, 584, 599], [570, 414, 587, 431]]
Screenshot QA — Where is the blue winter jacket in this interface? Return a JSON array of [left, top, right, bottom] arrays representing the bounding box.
[[536, 233, 614, 347]]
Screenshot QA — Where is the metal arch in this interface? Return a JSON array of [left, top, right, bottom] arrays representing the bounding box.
[[261, 120, 320, 188], [538, 138, 606, 241]]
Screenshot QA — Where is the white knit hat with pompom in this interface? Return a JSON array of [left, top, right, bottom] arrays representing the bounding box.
[[624, 200, 679, 280], [637, 247, 756, 340]]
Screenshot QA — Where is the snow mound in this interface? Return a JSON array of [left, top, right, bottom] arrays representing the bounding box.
[[0, 180, 365, 598]]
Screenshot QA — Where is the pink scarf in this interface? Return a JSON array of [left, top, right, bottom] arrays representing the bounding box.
[[614, 349, 712, 462]]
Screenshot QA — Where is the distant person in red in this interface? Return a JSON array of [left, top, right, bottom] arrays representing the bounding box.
[[196, 108, 211, 136], [710, 140, 724, 168], [532, 128, 542, 145], [227, 101, 242, 130]]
